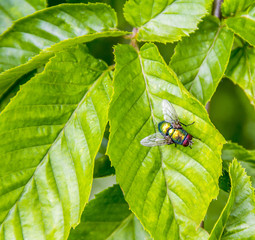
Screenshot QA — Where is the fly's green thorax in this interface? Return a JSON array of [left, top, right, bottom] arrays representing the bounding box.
[[158, 121, 172, 136]]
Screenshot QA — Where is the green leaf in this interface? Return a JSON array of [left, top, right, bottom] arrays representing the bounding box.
[[94, 135, 115, 178], [68, 185, 151, 240], [123, 0, 211, 43], [222, 142, 255, 187], [0, 3, 128, 102], [0, 0, 47, 34], [94, 124, 115, 178], [0, 69, 37, 113], [225, 44, 255, 107], [222, 0, 255, 17], [93, 155, 115, 178], [226, 4, 255, 47], [107, 43, 225, 240], [0, 44, 112, 239], [209, 159, 255, 239], [170, 16, 234, 105]]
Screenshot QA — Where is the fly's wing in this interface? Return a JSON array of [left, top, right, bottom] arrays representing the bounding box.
[[140, 133, 168, 147], [162, 99, 180, 125]]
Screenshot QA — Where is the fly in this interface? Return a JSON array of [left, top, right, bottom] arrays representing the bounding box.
[[140, 100, 195, 148]]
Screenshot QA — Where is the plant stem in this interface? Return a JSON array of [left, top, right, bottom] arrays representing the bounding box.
[[213, 0, 223, 19], [205, 0, 224, 111]]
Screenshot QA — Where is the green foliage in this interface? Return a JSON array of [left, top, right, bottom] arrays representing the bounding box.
[[222, 0, 255, 16], [170, 16, 234, 104], [0, 0, 47, 34], [222, 142, 255, 187], [0, 3, 127, 105], [93, 135, 115, 178], [226, 4, 255, 47], [1, 0, 255, 239], [123, 0, 212, 43], [0, 45, 112, 239], [209, 159, 255, 239], [225, 43, 255, 107], [69, 185, 151, 239], [107, 43, 225, 240]]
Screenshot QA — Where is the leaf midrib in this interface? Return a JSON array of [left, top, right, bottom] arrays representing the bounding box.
[[137, 51, 181, 238], [0, 66, 110, 229]]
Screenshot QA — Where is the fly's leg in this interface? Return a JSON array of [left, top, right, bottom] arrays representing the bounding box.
[[180, 121, 195, 127]]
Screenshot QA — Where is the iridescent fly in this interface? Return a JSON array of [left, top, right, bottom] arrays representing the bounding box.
[[140, 100, 195, 148]]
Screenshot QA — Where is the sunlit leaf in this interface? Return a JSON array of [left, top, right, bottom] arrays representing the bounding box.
[[222, 142, 255, 187], [209, 159, 255, 240], [226, 4, 255, 47], [107, 43, 225, 240], [123, 0, 212, 43], [170, 16, 234, 105], [0, 45, 112, 239], [222, 0, 255, 17], [225, 44, 255, 107], [0, 3, 128, 102], [0, 0, 47, 34], [68, 185, 151, 240]]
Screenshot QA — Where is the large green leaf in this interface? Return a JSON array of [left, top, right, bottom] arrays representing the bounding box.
[[68, 185, 151, 240], [225, 44, 255, 107], [222, 142, 255, 187], [170, 16, 234, 105], [0, 0, 47, 34], [222, 0, 255, 17], [0, 44, 112, 239], [107, 43, 225, 240], [209, 159, 255, 239], [123, 0, 211, 43], [226, 4, 255, 47], [0, 3, 128, 102]]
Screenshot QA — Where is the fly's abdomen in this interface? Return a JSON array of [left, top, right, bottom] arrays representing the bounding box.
[[170, 129, 188, 145], [158, 121, 172, 136]]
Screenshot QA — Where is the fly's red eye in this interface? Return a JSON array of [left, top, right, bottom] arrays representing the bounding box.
[[187, 134, 193, 140]]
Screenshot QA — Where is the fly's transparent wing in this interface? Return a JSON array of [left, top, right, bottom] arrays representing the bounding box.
[[140, 133, 168, 147], [162, 99, 180, 124]]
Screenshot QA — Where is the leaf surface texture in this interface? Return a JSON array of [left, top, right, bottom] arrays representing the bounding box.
[[0, 45, 112, 240], [0, 3, 127, 102], [222, 0, 255, 17], [222, 142, 255, 187], [226, 5, 255, 47], [123, 0, 211, 42], [225, 44, 255, 107], [170, 16, 234, 104], [107, 43, 225, 240], [209, 159, 255, 239], [0, 0, 46, 34]]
